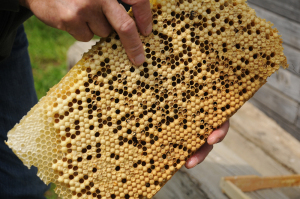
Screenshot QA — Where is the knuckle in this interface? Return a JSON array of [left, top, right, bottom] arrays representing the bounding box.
[[61, 10, 76, 23], [118, 18, 136, 34], [58, 12, 77, 31]]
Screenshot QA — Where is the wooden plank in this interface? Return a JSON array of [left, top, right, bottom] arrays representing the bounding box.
[[251, 84, 298, 123], [182, 143, 289, 199], [297, 108, 300, 129], [248, 3, 300, 51], [153, 169, 209, 199], [282, 44, 300, 77], [220, 179, 251, 199], [266, 68, 300, 103], [223, 128, 293, 176], [247, 0, 300, 23], [230, 102, 300, 174], [223, 128, 300, 198], [224, 175, 300, 192], [249, 99, 300, 141]]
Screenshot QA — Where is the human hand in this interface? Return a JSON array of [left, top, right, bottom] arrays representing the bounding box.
[[20, 0, 152, 66], [185, 120, 230, 169]]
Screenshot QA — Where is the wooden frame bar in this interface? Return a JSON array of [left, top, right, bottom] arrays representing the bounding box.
[[220, 175, 300, 199]]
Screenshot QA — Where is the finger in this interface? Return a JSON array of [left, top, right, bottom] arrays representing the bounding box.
[[66, 22, 94, 42], [207, 120, 230, 145], [185, 143, 213, 169], [102, 0, 145, 66], [53, 4, 94, 42], [87, 10, 113, 38], [123, 0, 153, 35]]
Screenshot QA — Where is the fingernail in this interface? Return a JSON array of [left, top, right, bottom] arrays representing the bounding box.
[[145, 23, 152, 35], [208, 137, 218, 145], [212, 138, 220, 144], [186, 160, 192, 168], [134, 53, 145, 66]]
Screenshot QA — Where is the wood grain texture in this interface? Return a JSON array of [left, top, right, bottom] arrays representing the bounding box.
[[230, 102, 300, 174], [249, 99, 300, 141], [266, 68, 300, 103], [282, 44, 300, 77], [251, 84, 299, 123], [223, 126, 300, 198], [220, 179, 251, 199], [223, 128, 293, 176], [248, 3, 300, 52], [224, 175, 300, 192], [247, 0, 300, 23], [297, 108, 300, 129], [182, 143, 289, 199], [153, 169, 209, 199]]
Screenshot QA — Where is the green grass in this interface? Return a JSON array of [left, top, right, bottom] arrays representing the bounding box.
[[24, 16, 76, 99], [44, 184, 60, 199]]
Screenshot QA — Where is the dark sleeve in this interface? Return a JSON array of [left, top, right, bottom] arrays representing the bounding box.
[[1, 0, 20, 12]]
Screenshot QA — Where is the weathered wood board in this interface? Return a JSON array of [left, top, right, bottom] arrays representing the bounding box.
[[249, 98, 300, 141], [152, 169, 209, 199], [229, 102, 300, 174], [297, 108, 300, 129], [248, 0, 300, 24], [182, 144, 289, 199], [223, 126, 300, 198], [223, 128, 292, 176], [282, 44, 300, 78], [250, 84, 299, 124], [267, 68, 300, 104]]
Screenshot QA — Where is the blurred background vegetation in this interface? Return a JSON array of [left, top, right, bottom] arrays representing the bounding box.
[[24, 16, 76, 99]]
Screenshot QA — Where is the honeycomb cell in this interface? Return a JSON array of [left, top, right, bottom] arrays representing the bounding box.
[[6, 0, 288, 199]]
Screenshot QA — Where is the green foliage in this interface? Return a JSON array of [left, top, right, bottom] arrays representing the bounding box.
[[24, 16, 76, 99], [44, 183, 60, 199]]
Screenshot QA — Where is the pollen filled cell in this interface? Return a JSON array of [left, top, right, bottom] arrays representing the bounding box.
[[6, 0, 288, 199]]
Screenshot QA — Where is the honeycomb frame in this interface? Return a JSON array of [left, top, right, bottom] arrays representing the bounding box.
[[6, 0, 288, 198]]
